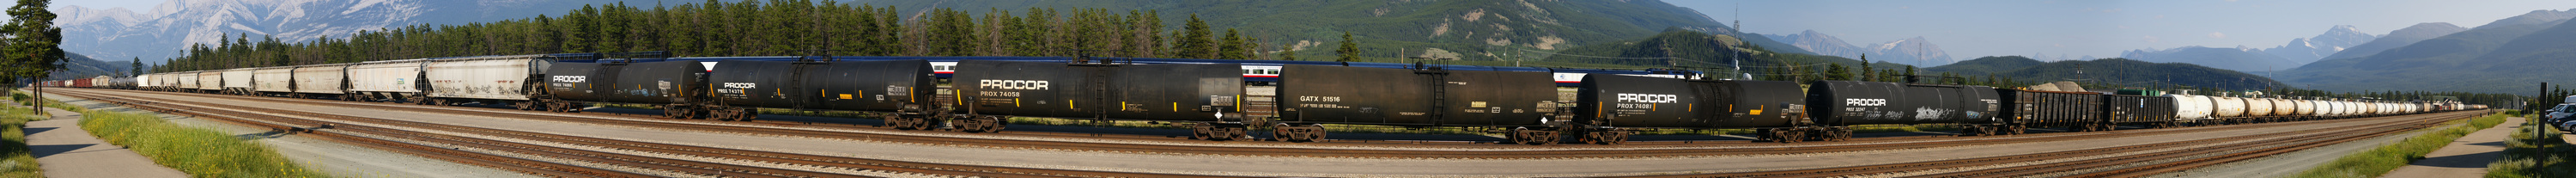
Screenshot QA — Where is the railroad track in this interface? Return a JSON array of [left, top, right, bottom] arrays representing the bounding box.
[[1619, 111, 2481, 177], [49, 88, 2475, 160], [53, 89, 1212, 177]]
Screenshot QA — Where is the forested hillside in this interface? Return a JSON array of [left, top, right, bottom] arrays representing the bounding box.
[[147, 0, 1773, 72], [155, 1, 1291, 72]]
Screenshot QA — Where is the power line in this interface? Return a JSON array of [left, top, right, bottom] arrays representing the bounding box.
[[1511, 48, 1825, 69]]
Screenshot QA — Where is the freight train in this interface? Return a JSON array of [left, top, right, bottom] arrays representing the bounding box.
[[45, 52, 2487, 145]]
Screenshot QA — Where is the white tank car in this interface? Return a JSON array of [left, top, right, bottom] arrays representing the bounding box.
[[2329, 101, 2346, 116], [2369, 102, 2385, 114], [2293, 99, 2317, 116], [2277, 98, 2298, 116], [2245, 97, 2275, 117], [2172, 95, 2214, 120], [2212, 96, 2248, 118]]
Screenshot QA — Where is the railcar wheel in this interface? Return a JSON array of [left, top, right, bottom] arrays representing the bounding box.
[[2008, 125, 2028, 135], [1828, 127, 1854, 141], [1509, 127, 1559, 145], [1190, 125, 1214, 140], [1272, 124, 1326, 142], [1776, 129, 1805, 144], [956, 116, 1006, 133], [513, 101, 536, 110], [1582, 129, 1631, 144]]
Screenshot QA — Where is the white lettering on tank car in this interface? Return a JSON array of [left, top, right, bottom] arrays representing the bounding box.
[[551, 76, 586, 83], [1845, 98, 1888, 107], [978, 80, 1051, 90], [1616, 93, 1679, 103], [722, 83, 757, 89]]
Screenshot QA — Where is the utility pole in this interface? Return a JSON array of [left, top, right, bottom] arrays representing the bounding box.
[[1662, 39, 1676, 68]]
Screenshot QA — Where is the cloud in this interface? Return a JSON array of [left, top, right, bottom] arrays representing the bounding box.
[[2142, 35, 2160, 43], [2208, 32, 2227, 39]]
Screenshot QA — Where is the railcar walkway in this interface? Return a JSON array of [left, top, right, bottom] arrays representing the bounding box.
[[15, 99, 189, 178], [2377, 117, 2523, 178]]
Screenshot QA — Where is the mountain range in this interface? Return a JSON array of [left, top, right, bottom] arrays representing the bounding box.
[[54, 0, 658, 64], [2319, 22, 2468, 60], [2263, 25, 2377, 64], [1761, 30, 1957, 65], [2278, 9, 2576, 94], [1926, 56, 2287, 90], [2117, 26, 2377, 72]]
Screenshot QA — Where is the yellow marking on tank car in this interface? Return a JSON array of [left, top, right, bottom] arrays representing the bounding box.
[[1752, 105, 1765, 115]]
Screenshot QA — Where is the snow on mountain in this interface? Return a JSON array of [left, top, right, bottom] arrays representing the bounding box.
[[1867, 36, 1953, 65], [1763, 30, 1953, 65], [55, 0, 625, 64], [1764, 30, 1869, 59], [2261, 25, 2376, 65]]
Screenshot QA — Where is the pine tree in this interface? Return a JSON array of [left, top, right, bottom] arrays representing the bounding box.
[[1336, 31, 1358, 62], [5, 0, 62, 114], [1859, 55, 1874, 81], [1176, 14, 1213, 58], [1218, 28, 1244, 59], [1826, 63, 1850, 81], [1279, 50, 1297, 61]]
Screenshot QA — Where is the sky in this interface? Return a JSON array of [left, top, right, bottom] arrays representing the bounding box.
[[1668, 0, 2576, 61]]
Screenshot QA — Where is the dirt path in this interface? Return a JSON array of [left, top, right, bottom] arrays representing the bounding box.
[[18, 102, 189, 178], [2378, 117, 2524, 178]]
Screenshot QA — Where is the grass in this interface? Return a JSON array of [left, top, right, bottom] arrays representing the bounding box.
[[0, 101, 46, 177], [2488, 111, 2575, 178], [10, 89, 82, 113], [78, 109, 326, 177], [2288, 113, 2507, 178]]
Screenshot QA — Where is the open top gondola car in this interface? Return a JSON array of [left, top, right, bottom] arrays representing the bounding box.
[[1997, 89, 2106, 132], [1808, 81, 2003, 135], [1574, 74, 1805, 144], [2104, 94, 2178, 128], [709, 59, 936, 121], [950, 60, 1247, 136], [1273, 64, 1557, 143]]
